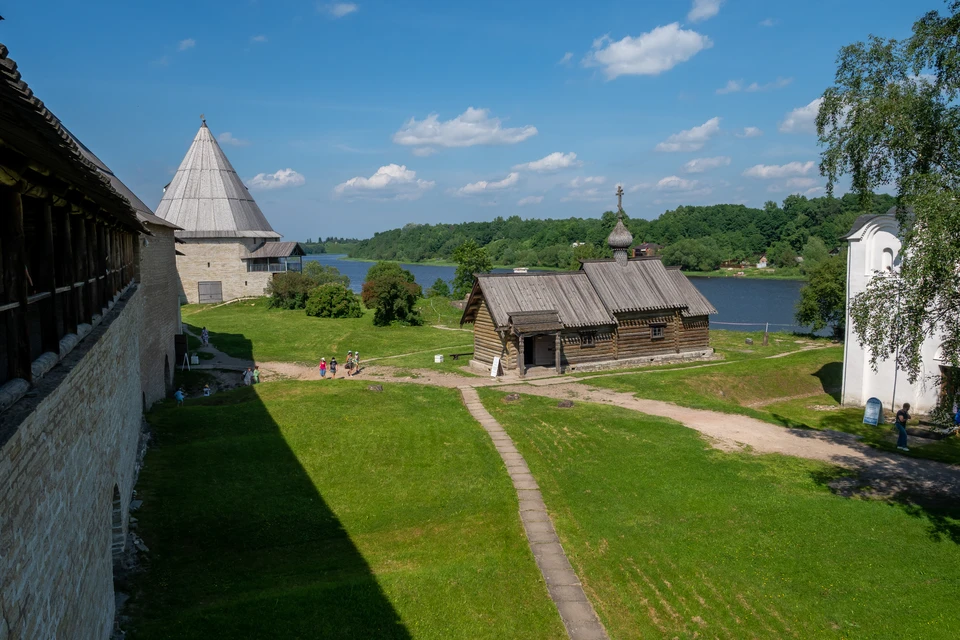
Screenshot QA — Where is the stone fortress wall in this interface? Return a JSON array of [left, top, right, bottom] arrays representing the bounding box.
[[175, 238, 272, 303], [0, 288, 145, 640], [139, 225, 180, 407]]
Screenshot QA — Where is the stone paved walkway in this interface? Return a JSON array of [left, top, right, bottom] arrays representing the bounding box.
[[458, 387, 609, 640]]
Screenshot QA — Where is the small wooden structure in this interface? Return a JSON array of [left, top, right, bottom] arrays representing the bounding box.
[[461, 188, 717, 377]]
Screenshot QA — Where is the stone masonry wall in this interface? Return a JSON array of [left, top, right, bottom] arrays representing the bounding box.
[[139, 224, 179, 407], [0, 288, 144, 640], [176, 238, 272, 303]]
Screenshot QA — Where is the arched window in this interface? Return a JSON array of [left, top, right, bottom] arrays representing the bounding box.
[[882, 248, 894, 271], [111, 485, 125, 563]]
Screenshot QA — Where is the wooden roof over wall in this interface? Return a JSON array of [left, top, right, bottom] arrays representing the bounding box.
[[580, 258, 717, 316]]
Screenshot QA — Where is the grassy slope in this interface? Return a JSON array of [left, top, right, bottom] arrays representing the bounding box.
[[182, 298, 473, 368], [479, 390, 960, 639], [129, 382, 563, 639], [585, 345, 960, 465]]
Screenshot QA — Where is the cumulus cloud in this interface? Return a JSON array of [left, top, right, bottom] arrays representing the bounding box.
[[779, 98, 823, 134], [518, 195, 544, 206], [323, 3, 358, 18], [655, 117, 720, 152], [718, 77, 792, 94], [743, 161, 816, 179], [786, 177, 817, 188], [248, 168, 305, 190], [411, 147, 437, 157], [393, 107, 537, 149], [558, 52, 573, 65], [568, 176, 606, 188], [455, 172, 520, 196], [656, 175, 700, 191], [716, 80, 742, 95], [736, 126, 763, 138], [583, 23, 712, 79], [334, 164, 434, 200], [218, 132, 249, 147], [512, 152, 581, 172], [759, 18, 777, 27], [178, 38, 196, 51], [682, 156, 730, 173], [688, 0, 722, 23], [250, 35, 268, 43], [560, 188, 608, 203]]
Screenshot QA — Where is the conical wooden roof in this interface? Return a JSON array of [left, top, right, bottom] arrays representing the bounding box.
[[155, 122, 280, 239]]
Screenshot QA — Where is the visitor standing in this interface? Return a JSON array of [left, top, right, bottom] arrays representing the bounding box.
[[330, 357, 338, 379], [354, 351, 360, 374], [203, 383, 211, 397], [243, 367, 253, 386], [174, 387, 185, 407], [253, 365, 261, 385], [318, 357, 327, 378], [895, 403, 911, 452], [201, 327, 209, 347], [345, 351, 354, 377]]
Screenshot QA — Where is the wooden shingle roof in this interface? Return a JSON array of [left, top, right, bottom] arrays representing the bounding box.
[[580, 258, 716, 315], [244, 241, 305, 259]]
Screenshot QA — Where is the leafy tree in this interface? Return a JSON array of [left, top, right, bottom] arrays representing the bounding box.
[[569, 243, 599, 269], [302, 261, 351, 288], [426, 278, 451, 298], [801, 237, 830, 272], [451, 241, 492, 298], [819, 3, 960, 382], [305, 284, 364, 319], [795, 254, 847, 337], [660, 238, 723, 272], [265, 272, 315, 309], [362, 276, 423, 327], [767, 242, 798, 269], [365, 261, 416, 285]]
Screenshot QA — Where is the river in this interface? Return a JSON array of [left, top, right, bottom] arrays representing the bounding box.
[[304, 254, 817, 334]]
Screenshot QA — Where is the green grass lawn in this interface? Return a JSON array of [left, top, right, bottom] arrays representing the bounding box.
[[128, 381, 563, 639], [584, 345, 960, 465], [181, 298, 473, 367], [479, 390, 960, 639]]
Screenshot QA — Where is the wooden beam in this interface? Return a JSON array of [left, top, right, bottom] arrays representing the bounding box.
[[555, 332, 561, 374], [1, 187, 33, 382], [57, 206, 78, 334], [518, 334, 525, 379], [38, 199, 59, 353]]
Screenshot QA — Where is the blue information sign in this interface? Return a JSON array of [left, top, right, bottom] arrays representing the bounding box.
[[863, 397, 883, 426]]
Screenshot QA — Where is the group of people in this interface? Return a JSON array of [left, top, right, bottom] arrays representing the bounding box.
[[318, 350, 361, 379], [243, 366, 261, 386]]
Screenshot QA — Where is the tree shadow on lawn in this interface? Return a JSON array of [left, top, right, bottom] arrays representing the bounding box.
[[130, 341, 409, 638], [813, 361, 842, 402]]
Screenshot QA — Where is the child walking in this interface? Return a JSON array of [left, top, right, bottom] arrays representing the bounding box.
[[330, 356, 338, 379], [318, 357, 327, 378]]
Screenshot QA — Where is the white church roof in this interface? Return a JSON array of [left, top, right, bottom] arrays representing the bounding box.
[[155, 121, 280, 239]]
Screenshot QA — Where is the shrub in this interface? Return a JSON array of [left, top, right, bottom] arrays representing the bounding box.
[[365, 261, 416, 286], [266, 272, 314, 309], [362, 276, 423, 326], [305, 284, 364, 319], [302, 261, 351, 288]]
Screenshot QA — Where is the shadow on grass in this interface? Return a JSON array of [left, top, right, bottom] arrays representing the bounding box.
[[813, 361, 843, 402], [130, 332, 408, 639]]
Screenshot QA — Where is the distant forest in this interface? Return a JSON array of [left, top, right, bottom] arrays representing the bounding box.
[[332, 193, 895, 271]]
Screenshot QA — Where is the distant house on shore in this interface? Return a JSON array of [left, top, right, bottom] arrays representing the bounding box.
[[154, 119, 304, 303], [841, 210, 949, 412], [633, 242, 662, 257], [461, 192, 717, 376], [756, 255, 768, 269]]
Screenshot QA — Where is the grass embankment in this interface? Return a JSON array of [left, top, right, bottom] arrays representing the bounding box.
[[182, 297, 474, 374], [682, 267, 806, 280], [480, 390, 960, 639], [128, 382, 563, 639], [585, 342, 960, 465]]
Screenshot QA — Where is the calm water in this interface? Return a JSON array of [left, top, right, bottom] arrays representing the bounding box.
[[305, 255, 816, 334]]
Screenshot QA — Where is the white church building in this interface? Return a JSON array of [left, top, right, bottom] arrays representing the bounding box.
[[840, 209, 947, 413]]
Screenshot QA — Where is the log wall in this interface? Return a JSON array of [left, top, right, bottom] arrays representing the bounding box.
[[472, 300, 515, 369]]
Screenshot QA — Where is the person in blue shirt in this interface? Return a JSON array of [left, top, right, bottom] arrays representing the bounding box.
[[895, 403, 911, 452], [174, 387, 185, 407]]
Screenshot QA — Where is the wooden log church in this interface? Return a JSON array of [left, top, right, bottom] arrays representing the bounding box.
[[460, 189, 717, 376]]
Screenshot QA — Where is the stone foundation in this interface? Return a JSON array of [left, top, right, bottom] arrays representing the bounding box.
[[469, 348, 716, 376]]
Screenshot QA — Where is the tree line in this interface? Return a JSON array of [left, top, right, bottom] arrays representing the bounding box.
[[341, 193, 894, 271]]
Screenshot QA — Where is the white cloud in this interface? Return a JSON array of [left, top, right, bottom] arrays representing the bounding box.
[[779, 98, 823, 134], [248, 168, 305, 190], [716, 80, 742, 95], [334, 164, 434, 200], [518, 195, 543, 206], [513, 152, 581, 172], [627, 183, 652, 193], [323, 3, 358, 18], [656, 175, 700, 191], [786, 177, 817, 189], [682, 156, 731, 173], [688, 0, 722, 23], [804, 186, 824, 196], [558, 52, 573, 65], [456, 172, 520, 196], [250, 35, 268, 43], [411, 147, 437, 157], [218, 132, 249, 147], [178, 38, 196, 51], [759, 18, 777, 27], [737, 126, 763, 138], [584, 23, 712, 79], [743, 161, 816, 179], [560, 188, 608, 202], [568, 176, 606, 188], [655, 117, 720, 152], [393, 107, 537, 148]]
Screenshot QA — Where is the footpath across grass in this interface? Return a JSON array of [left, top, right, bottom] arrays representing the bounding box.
[[479, 390, 960, 639], [128, 382, 563, 639], [182, 297, 473, 367]]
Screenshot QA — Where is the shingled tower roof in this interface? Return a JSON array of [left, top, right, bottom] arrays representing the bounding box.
[[155, 120, 280, 239]]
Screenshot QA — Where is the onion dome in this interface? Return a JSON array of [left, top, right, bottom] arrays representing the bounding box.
[[608, 186, 633, 265]]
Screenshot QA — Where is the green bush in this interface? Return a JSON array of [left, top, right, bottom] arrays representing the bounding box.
[[305, 284, 364, 319], [266, 272, 315, 309], [426, 278, 451, 298], [362, 276, 423, 327]]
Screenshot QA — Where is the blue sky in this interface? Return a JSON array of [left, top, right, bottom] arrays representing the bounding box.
[[5, 0, 924, 240]]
